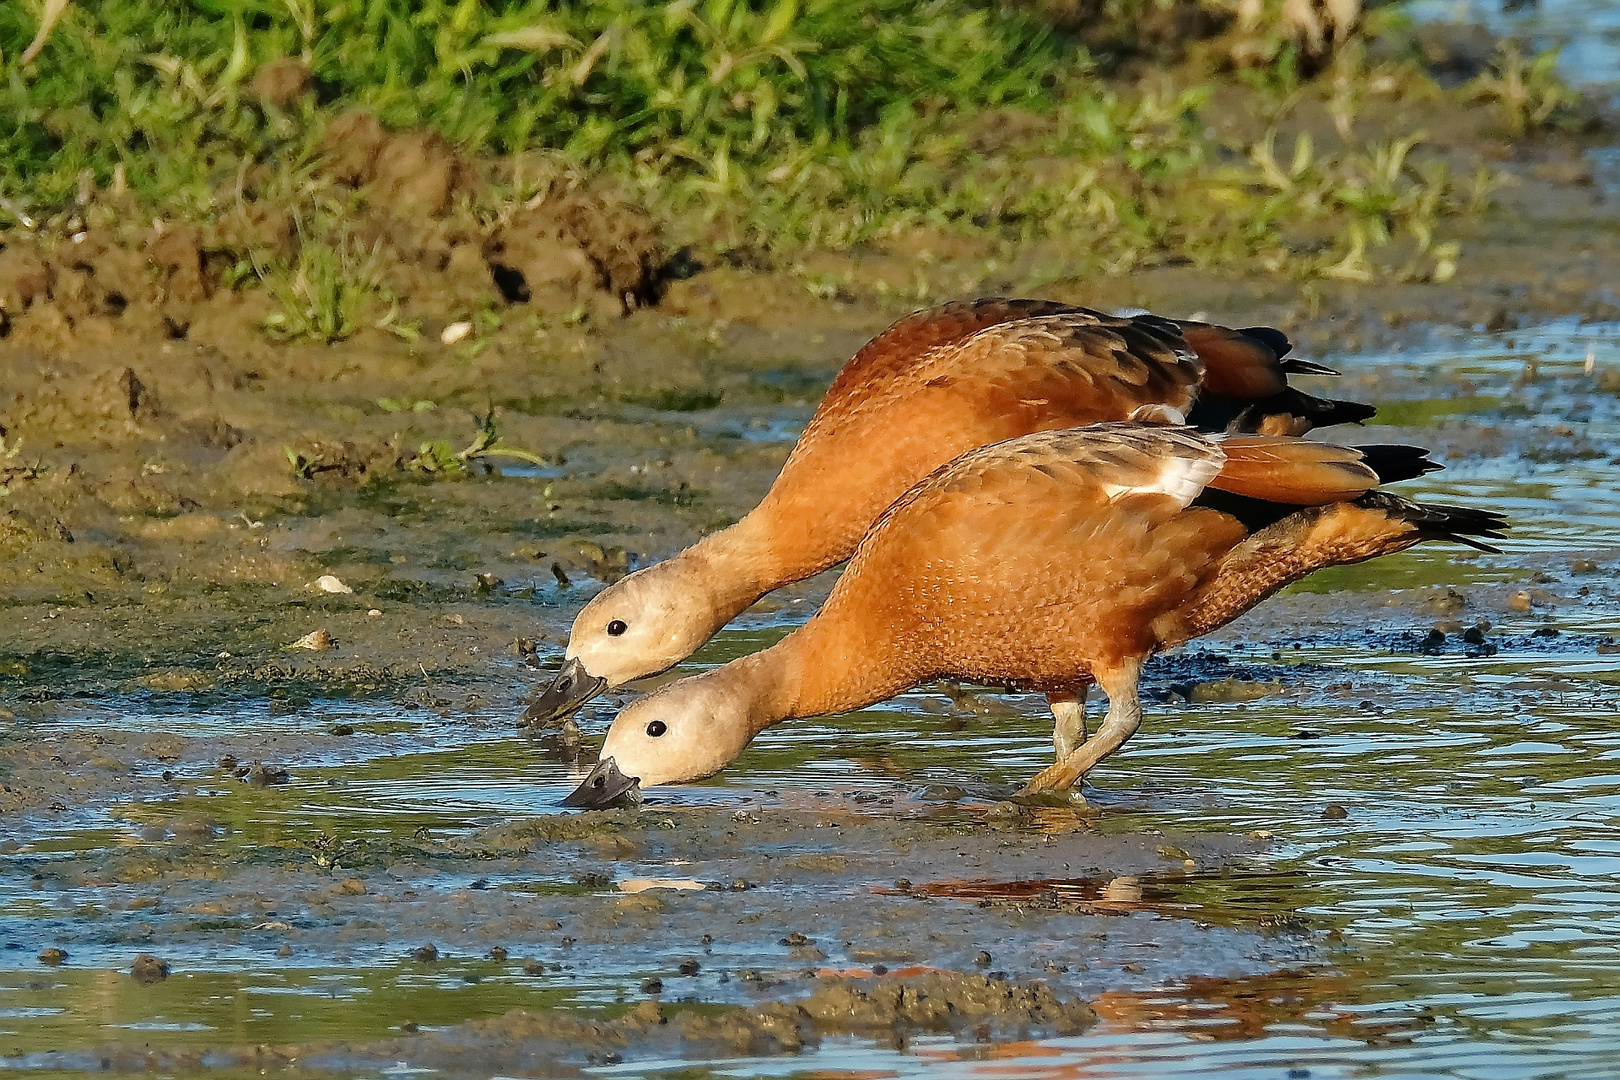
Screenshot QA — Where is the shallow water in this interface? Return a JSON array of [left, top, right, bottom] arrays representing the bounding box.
[[1408, 0, 1620, 85], [3, 320, 1620, 1076]]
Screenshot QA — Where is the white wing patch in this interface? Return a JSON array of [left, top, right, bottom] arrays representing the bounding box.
[[1100, 448, 1224, 507]]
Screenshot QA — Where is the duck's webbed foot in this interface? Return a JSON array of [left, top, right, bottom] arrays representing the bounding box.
[[1019, 659, 1144, 795], [1049, 686, 1089, 761]]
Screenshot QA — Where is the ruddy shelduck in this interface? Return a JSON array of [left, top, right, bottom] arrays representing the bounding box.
[[563, 420, 1505, 808], [529, 299, 1373, 726]]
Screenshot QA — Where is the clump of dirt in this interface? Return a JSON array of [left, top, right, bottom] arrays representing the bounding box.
[[486, 181, 665, 317], [798, 971, 1096, 1034], [0, 110, 671, 352], [319, 111, 471, 219]]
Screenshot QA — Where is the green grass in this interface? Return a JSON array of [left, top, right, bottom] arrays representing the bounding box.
[[0, 1, 1581, 331], [0, 0, 1067, 207]]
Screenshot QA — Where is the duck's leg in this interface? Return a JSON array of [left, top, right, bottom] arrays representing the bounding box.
[[1019, 658, 1144, 795], [1049, 686, 1089, 760]]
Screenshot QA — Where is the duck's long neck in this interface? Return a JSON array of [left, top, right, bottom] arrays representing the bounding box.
[[722, 605, 930, 739], [678, 512, 802, 629]]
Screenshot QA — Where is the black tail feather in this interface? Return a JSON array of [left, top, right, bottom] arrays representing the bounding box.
[[1352, 444, 1443, 485], [1355, 491, 1510, 553]]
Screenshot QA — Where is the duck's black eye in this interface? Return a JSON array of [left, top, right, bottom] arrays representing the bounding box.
[[646, 720, 667, 738], [607, 620, 628, 637]]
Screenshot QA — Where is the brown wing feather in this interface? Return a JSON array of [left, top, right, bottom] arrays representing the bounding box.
[[1207, 436, 1379, 504], [926, 313, 1202, 408], [874, 423, 1224, 528], [834, 300, 1308, 415], [825, 298, 1078, 402]]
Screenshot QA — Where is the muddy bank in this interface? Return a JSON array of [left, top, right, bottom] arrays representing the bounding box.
[[1, 801, 1291, 1074]]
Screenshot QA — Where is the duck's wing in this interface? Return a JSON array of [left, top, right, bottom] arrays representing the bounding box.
[[917, 312, 1206, 427], [836, 304, 1370, 438], [823, 299, 1373, 447], [825, 298, 1084, 403], [902, 422, 1224, 519], [864, 424, 1435, 592]]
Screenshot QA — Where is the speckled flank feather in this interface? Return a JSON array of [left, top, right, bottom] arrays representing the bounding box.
[[1166, 493, 1508, 644]]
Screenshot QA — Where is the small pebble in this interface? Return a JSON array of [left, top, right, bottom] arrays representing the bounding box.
[[130, 954, 169, 985], [780, 932, 810, 947], [1322, 804, 1349, 820], [246, 762, 289, 787], [277, 944, 292, 957], [288, 628, 334, 651]]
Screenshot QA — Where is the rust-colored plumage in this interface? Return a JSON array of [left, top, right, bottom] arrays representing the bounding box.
[[533, 298, 1374, 728], [575, 423, 1505, 801]]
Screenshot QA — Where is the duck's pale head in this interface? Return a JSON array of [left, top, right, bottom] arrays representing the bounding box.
[[527, 560, 727, 725], [571, 563, 723, 685], [562, 671, 762, 808]]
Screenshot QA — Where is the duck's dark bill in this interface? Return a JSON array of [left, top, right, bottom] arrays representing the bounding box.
[[522, 657, 609, 727], [562, 756, 642, 809]]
